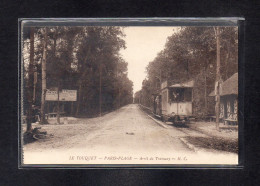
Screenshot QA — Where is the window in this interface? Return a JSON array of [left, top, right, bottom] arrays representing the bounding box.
[[184, 88, 192, 102], [169, 88, 192, 102], [169, 88, 184, 102]]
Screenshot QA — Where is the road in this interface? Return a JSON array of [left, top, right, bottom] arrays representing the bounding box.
[[23, 104, 238, 165]]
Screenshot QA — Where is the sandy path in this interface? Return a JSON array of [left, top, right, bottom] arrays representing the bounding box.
[[22, 104, 238, 165]]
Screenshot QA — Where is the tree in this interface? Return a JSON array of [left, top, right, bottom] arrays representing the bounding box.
[[25, 27, 35, 132], [140, 26, 238, 117], [40, 28, 48, 124], [75, 26, 132, 116], [23, 26, 133, 121]]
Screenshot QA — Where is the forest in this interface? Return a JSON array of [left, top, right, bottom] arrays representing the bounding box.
[[134, 26, 238, 117], [23, 26, 133, 126]]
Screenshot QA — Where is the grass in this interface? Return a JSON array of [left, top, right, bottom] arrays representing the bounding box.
[[185, 136, 238, 153]]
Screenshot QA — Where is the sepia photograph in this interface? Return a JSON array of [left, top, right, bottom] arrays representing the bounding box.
[[20, 20, 239, 166]]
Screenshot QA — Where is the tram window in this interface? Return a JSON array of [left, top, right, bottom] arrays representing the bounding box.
[[169, 88, 184, 102], [184, 88, 192, 102]]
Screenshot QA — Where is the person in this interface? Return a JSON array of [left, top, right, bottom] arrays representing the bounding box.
[[172, 90, 179, 101]]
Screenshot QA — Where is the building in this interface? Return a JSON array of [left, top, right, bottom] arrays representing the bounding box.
[[209, 73, 238, 125]]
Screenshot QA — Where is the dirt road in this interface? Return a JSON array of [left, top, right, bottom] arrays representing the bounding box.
[[23, 104, 238, 165]]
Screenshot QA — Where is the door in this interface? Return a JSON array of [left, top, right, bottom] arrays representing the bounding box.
[[161, 89, 168, 115]]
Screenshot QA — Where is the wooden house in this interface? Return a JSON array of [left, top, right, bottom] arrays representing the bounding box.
[[209, 73, 238, 125]]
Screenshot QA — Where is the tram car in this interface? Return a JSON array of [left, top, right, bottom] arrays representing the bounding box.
[[153, 80, 194, 124]]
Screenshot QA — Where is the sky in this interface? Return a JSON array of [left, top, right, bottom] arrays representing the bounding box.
[[120, 27, 178, 93]]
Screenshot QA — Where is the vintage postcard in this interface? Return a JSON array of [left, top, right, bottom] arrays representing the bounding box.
[[20, 19, 240, 166]]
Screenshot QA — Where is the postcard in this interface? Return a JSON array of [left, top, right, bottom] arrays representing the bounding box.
[[20, 19, 240, 166]]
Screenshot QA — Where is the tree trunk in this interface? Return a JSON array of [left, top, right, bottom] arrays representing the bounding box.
[[71, 101, 74, 116], [33, 71, 37, 103], [40, 28, 48, 124], [75, 70, 88, 116], [118, 87, 121, 108], [215, 27, 221, 131], [26, 27, 35, 132], [76, 47, 91, 116], [76, 83, 82, 116], [99, 64, 102, 117], [57, 85, 60, 124], [204, 67, 207, 115]]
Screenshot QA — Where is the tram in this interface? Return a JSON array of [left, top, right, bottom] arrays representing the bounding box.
[[153, 80, 194, 124]]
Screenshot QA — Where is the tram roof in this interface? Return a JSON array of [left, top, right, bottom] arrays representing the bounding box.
[[169, 80, 194, 88]]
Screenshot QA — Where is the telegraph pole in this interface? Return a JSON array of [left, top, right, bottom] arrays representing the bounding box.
[[215, 27, 221, 131]]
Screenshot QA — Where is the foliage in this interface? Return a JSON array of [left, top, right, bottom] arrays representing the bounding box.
[[136, 26, 238, 116], [23, 26, 133, 117]]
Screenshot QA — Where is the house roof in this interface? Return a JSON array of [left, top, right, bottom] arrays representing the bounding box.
[[169, 80, 194, 88], [209, 73, 238, 96]]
